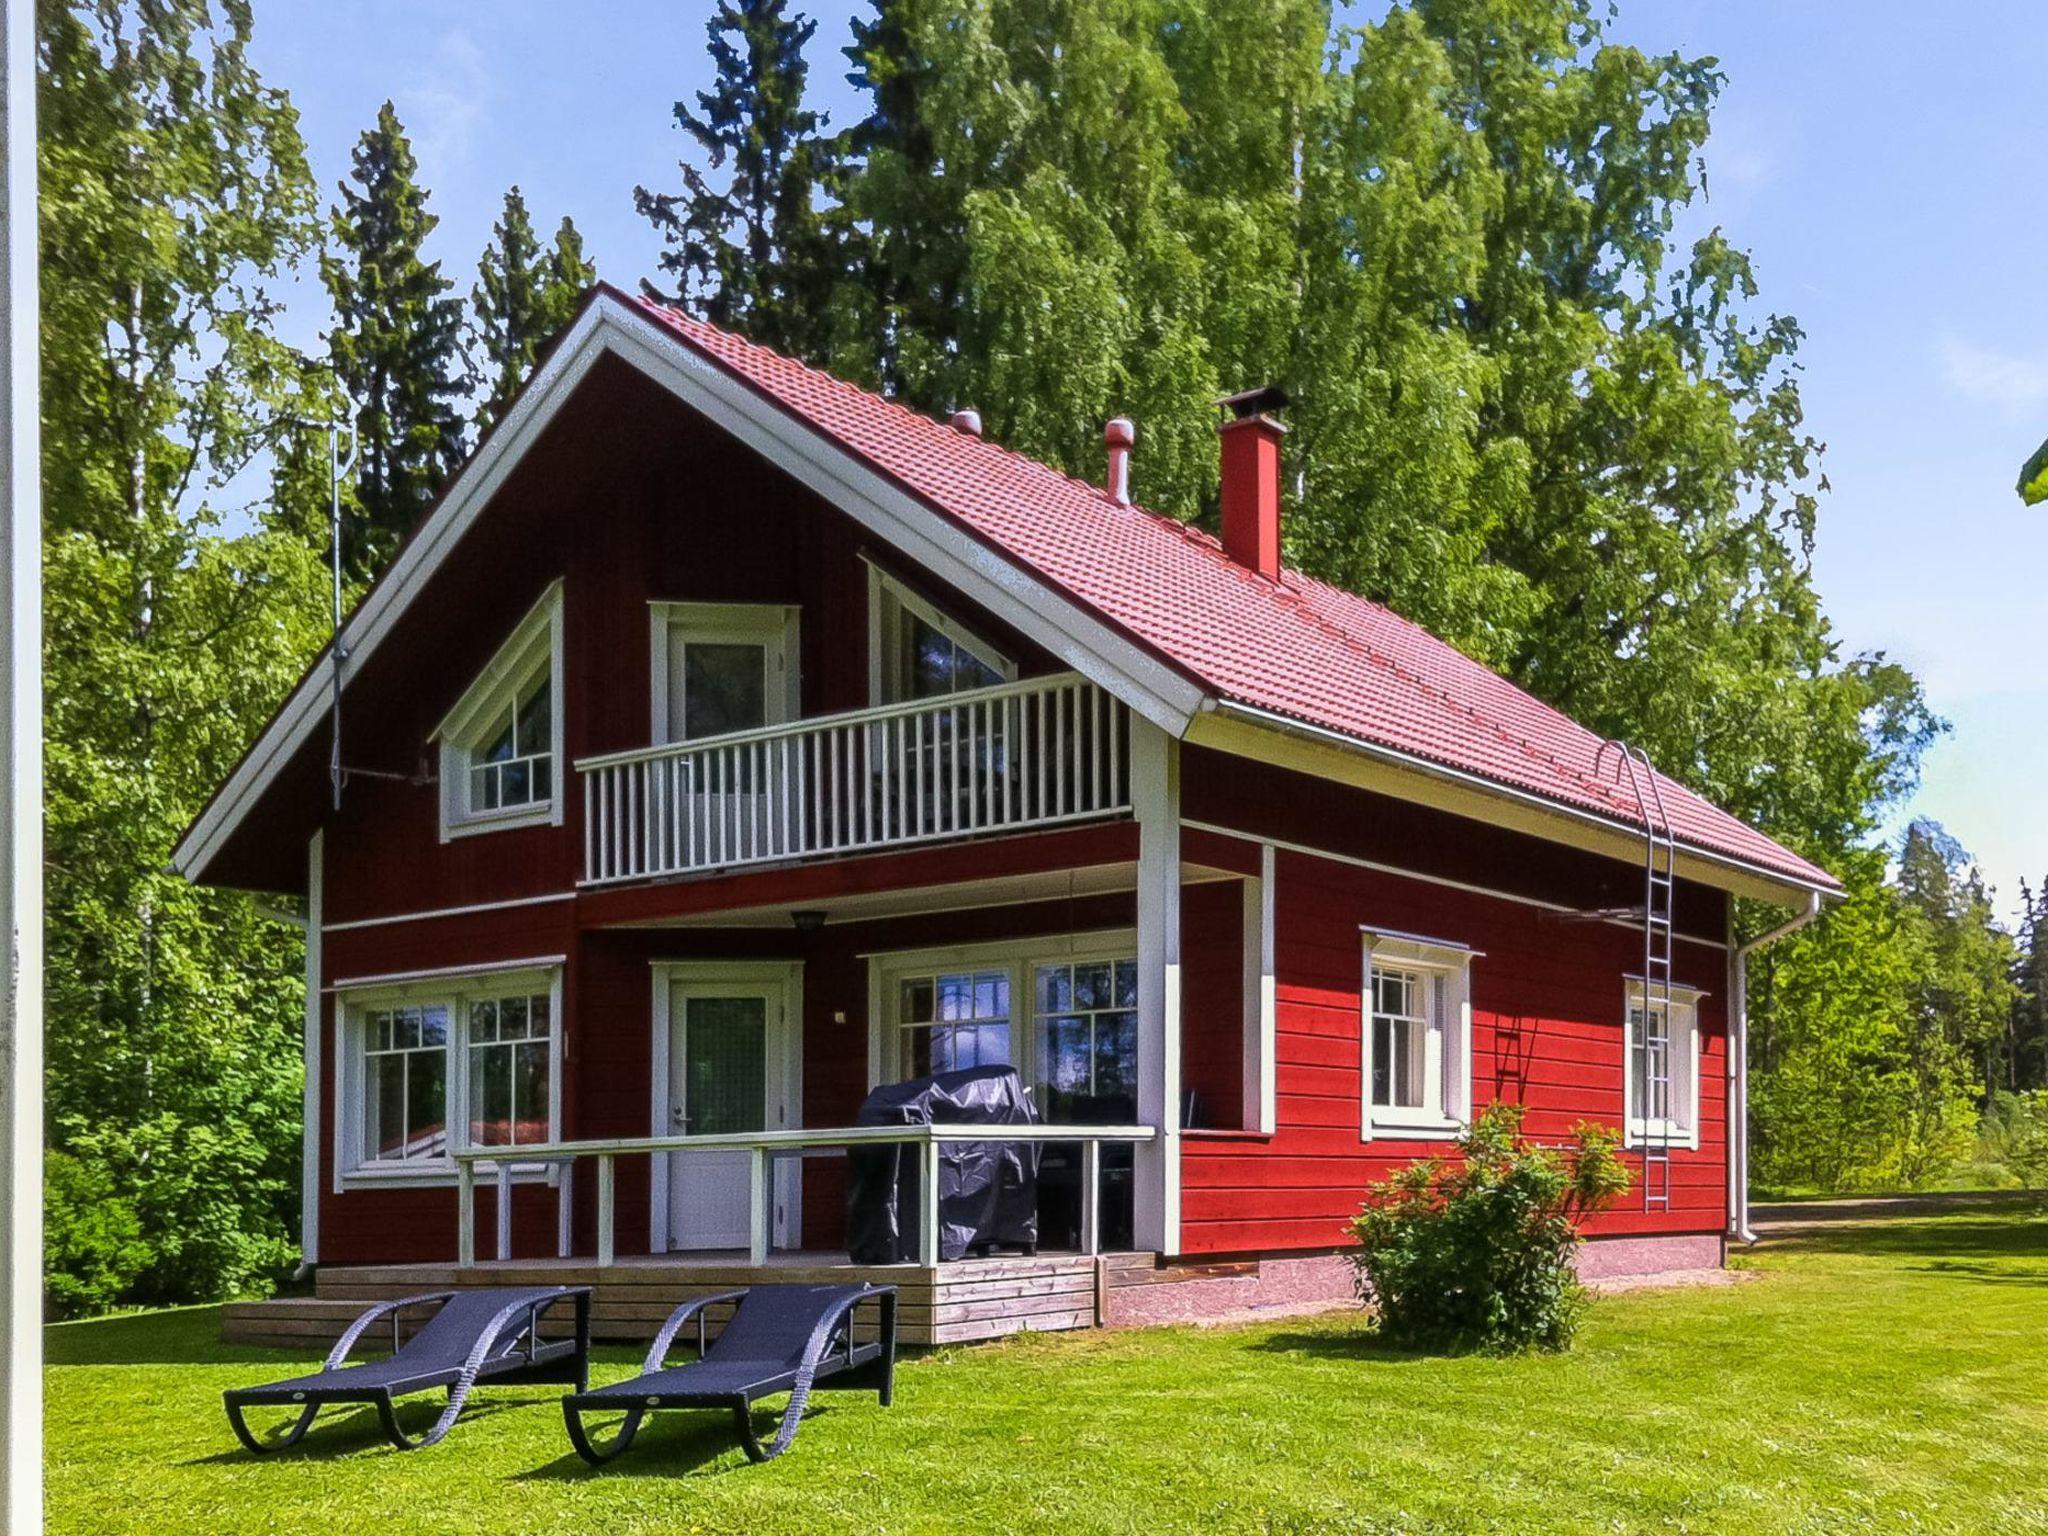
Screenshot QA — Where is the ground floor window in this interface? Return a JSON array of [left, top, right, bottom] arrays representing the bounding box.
[[336, 965, 562, 1180], [872, 934, 1139, 1249], [1625, 981, 1703, 1149], [1361, 931, 1478, 1140], [895, 969, 1012, 1077]]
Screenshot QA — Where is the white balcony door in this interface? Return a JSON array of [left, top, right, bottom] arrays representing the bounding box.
[[652, 604, 799, 864], [665, 982, 784, 1250]]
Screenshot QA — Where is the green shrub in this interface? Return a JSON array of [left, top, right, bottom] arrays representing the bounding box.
[[43, 1151, 151, 1319], [1346, 1104, 1630, 1353]]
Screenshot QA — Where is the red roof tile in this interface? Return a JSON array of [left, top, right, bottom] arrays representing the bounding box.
[[637, 297, 1835, 892]]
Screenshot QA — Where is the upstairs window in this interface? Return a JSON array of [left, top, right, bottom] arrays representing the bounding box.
[[438, 582, 564, 838], [1624, 981, 1703, 1150], [868, 565, 1014, 705], [1360, 931, 1478, 1140]]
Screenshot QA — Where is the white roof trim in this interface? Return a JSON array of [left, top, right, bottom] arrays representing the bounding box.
[[172, 291, 1206, 883]]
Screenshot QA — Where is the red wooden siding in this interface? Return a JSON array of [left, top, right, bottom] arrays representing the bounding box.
[[1177, 840, 1727, 1255]]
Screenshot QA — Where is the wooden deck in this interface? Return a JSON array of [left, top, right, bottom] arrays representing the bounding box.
[[222, 1250, 1164, 1350]]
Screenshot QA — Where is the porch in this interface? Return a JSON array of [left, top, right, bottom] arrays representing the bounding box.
[[222, 1247, 1164, 1349]]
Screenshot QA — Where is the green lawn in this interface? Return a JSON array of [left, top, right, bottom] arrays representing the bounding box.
[[46, 1204, 2048, 1535]]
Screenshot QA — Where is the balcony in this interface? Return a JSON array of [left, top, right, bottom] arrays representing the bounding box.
[[577, 673, 1132, 886]]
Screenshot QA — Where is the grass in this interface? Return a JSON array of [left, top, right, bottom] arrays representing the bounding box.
[[46, 1202, 2048, 1536]]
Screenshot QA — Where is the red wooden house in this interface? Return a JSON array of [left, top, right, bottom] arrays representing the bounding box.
[[180, 285, 1835, 1346]]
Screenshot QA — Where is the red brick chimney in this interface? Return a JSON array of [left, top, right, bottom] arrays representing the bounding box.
[[1217, 385, 1288, 580]]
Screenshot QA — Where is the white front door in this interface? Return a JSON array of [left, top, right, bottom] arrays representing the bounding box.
[[665, 982, 784, 1250]]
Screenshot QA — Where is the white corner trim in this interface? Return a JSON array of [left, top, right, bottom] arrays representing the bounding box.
[[301, 831, 323, 1265], [1241, 844, 1276, 1136], [1131, 718, 1181, 1255]]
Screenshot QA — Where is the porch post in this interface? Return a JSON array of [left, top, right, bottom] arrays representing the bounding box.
[[456, 1161, 475, 1267], [1131, 719, 1181, 1255], [1241, 843, 1276, 1136]]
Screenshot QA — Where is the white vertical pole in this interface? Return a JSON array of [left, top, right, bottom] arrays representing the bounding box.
[[1080, 1140, 1101, 1256], [595, 1155, 616, 1267], [301, 833, 323, 1265], [918, 1136, 941, 1268], [1241, 844, 1276, 1136], [747, 1147, 769, 1266], [1131, 719, 1181, 1255], [495, 1163, 512, 1262], [556, 1161, 573, 1259], [1727, 901, 1747, 1242], [0, 1, 42, 1521], [456, 1162, 476, 1268]]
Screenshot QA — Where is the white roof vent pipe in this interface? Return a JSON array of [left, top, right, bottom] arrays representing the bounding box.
[[1104, 417, 1135, 505]]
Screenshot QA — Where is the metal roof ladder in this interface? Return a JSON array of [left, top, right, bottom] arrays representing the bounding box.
[[1596, 740, 1676, 1214]]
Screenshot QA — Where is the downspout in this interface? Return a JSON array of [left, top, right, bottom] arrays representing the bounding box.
[[1728, 890, 1822, 1244]]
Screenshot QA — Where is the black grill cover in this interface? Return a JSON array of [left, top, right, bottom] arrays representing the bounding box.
[[846, 1065, 1039, 1264]]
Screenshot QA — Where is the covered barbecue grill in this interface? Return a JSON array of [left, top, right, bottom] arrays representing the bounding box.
[[845, 1065, 1039, 1264]]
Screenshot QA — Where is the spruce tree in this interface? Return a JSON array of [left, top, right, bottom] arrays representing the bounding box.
[[322, 102, 467, 579], [471, 188, 595, 432], [636, 0, 839, 361]]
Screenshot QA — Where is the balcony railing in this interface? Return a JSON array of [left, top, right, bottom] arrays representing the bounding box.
[[577, 673, 1130, 885]]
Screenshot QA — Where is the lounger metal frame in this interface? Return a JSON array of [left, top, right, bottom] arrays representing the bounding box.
[[562, 1284, 896, 1466], [224, 1286, 592, 1453]]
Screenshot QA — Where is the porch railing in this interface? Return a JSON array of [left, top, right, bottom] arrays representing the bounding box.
[[576, 672, 1130, 885], [452, 1122, 1155, 1269]]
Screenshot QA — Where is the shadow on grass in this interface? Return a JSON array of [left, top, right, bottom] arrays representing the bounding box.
[[1761, 1212, 2048, 1264], [514, 1399, 835, 1481], [184, 1392, 557, 1465], [44, 1305, 275, 1367], [1244, 1328, 1446, 1364]]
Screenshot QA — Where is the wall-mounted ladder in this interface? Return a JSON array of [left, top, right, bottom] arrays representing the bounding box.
[[1595, 739, 1676, 1213]]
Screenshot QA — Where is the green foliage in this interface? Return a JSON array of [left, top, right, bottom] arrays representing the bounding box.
[[1751, 824, 2018, 1193], [2019, 433, 2048, 506], [471, 187, 594, 431], [38, 0, 331, 1312], [323, 101, 467, 579], [1345, 1104, 1630, 1353], [638, 0, 844, 360], [1978, 1093, 2048, 1190], [2010, 880, 2048, 1091], [695, 0, 1937, 880], [42, 1150, 149, 1319]]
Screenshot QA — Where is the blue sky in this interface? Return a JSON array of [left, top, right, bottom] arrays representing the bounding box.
[[247, 1, 2048, 917]]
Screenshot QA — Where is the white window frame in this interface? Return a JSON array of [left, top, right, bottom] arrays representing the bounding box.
[[1360, 929, 1478, 1141], [1623, 979, 1704, 1151], [864, 930, 1136, 1098], [332, 963, 564, 1188], [648, 601, 800, 743], [436, 580, 565, 840], [866, 562, 1017, 706]]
